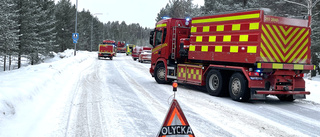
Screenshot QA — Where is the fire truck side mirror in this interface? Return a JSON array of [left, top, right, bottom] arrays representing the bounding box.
[[149, 31, 154, 47]]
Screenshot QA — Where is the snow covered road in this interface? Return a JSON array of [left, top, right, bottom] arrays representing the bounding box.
[[1, 51, 320, 137]]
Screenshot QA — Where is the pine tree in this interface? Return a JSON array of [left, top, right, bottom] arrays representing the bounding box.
[[0, 0, 19, 71], [55, 0, 75, 52]]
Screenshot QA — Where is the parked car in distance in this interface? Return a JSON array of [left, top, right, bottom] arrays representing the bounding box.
[[139, 50, 152, 63]]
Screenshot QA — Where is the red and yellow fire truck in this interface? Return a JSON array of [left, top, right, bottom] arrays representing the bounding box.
[[149, 10, 315, 102], [98, 40, 117, 60], [117, 41, 126, 53]]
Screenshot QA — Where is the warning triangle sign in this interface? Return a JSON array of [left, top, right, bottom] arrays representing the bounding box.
[[157, 99, 195, 137]]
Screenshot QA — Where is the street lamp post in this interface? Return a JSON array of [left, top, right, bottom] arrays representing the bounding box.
[[91, 13, 102, 52]]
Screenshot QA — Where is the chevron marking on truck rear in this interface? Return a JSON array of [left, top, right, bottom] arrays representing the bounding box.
[[260, 24, 309, 63]]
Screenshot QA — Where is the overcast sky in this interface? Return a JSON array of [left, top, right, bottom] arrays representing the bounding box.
[[55, 0, 204, 28]]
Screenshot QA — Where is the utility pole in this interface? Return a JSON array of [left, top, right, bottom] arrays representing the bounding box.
[[74, 0, 78, 56]]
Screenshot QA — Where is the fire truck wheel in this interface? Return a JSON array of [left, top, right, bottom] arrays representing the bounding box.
[[110, 57, 113, 60], [229, 72, 250, 102], [206, 69, 225, 96], [155, 63, 168, 84], [134, 58, 137, 61]]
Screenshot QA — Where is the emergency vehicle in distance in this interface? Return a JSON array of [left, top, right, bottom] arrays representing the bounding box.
[[98, 40, 117, 60], [117, 41, 126, 53], [149, 10, 315, 102], [126, 44, 136, 56]]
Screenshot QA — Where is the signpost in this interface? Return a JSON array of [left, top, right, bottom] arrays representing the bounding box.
[[157, 81, 195, 137]]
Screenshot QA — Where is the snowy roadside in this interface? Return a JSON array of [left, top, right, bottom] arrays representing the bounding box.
[[0, 50, 98, 136]]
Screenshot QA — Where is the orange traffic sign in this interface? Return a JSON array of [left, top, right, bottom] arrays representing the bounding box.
[[157, 99, 195, 137]]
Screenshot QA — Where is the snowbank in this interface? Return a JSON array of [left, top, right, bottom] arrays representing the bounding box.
[[0, 49, 89, 119]]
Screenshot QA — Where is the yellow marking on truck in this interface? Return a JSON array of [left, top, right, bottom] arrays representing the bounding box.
[[261, 30, 281, 62], [217, 25, 224, 31], [292, 40, 308, 63], [232, 24, 240, 31], [189, 45, 195, 51], [201, 46, 208, 52], [239, 35, 248, 42], [230, 46, 238, 53], [196, 70, 199, 75], [191, 27, 197, 32], [279, 26, 294, 36], [198, 75, 202, 81], [196, 36, 203, 42], [156, 23, 167, 28], [247, 46, 257, 53], [260, 46, 274, 62], [223, 35, 231, 42], [192, 13, 260, 24], [272, 63, 283, 69], [215, 46, 222, 52], [294, 64, 304, 70], [203, 26, 210, 32], [257, 63, 262, 68], [191, 69, 194, 74], [249, 23, 259, 30], [209, 36, 216, 42], [287, 32, 308, 63]]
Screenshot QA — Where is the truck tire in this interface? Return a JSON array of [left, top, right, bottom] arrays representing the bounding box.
[[229, 72, 250, 102], [206, 69, 226, 96], [134, 58, 137, 61], [110, 57, 113, 60], [154, 63, 169, 84]]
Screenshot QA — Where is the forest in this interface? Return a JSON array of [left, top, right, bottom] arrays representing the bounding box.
[[0, 0, 320, 75]]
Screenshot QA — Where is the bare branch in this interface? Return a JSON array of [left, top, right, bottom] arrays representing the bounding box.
[[284, 0, 308, 8], [312, 0, 320, 8], [312, 11, 320, 17]]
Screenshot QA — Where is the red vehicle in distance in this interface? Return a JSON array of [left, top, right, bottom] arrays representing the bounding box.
[[139, 48, 152, 63], [117, 41, 126, 53], [132, 46, 152, 61]]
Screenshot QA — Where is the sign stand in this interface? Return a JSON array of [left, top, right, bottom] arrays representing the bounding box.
[[157, 81, 195, 137]]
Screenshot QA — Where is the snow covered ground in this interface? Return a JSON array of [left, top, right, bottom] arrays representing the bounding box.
[[0, 49, 319, 136]]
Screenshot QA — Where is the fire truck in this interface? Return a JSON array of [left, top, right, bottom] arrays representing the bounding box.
[[149, 10, 315, 102], [98, 40, 117, 60], [117, 41, 126, 53]]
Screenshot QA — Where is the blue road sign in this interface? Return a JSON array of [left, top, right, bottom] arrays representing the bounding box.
[[72, 33, 79, 40], [72, 33, 79, 44]]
